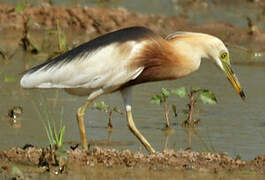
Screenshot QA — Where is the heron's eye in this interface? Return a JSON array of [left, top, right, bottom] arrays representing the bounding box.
[[220, 52, 227, 60]]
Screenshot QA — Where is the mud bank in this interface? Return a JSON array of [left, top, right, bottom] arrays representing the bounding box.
[[1, 147, 265, 175], [0, 4, 265, 50]]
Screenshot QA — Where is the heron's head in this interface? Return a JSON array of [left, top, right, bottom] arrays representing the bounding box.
[[166, 32, 245, 100], [206, 37, 245, 100]]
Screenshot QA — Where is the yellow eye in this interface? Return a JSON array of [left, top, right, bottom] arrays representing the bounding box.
[[221, 52, 227, 59]]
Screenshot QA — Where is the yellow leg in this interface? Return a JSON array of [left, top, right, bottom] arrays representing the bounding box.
[[76, 100, 91, 150], [126, 110, 155, 153]]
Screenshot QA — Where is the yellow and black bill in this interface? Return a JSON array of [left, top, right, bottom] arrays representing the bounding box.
[[222, 62, 246, 100]]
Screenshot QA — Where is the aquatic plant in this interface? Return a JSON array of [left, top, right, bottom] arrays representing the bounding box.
[[46, 21, 68, 60], [56, 21, 68, 54], [92, 101, 123, 128], [151, 87, 217, 128], [33, 99, 67, 172], [34, 100, 66, 150], [151, 88, 172, 128], [173, 87, 217, 127]]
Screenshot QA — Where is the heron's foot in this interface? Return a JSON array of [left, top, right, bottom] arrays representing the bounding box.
[[83, 143, 90, 151], [147, 145, 156, 154]]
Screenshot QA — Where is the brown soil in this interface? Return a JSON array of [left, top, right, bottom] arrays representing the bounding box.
[[0, 4, 265, 50], [0, 146, 265, 175]]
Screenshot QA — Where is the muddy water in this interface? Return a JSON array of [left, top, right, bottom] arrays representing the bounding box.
[[1, 162, 261, 180]]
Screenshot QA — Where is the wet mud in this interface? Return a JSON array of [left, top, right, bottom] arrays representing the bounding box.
[[0, 3, 265, 50], [1, 146, 265, 175]]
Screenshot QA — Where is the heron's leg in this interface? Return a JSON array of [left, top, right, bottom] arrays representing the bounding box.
[[76, 89, 104, 150], [76, 100, 91, 150], [121, 87, 155, 154]]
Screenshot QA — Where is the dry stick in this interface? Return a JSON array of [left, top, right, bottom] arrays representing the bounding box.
[[163, 101, 170, 127]]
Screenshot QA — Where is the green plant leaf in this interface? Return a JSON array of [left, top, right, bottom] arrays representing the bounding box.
[[199, 90, 217, 104], [192, 87, 201, 92], [58, 125, 66, 148], [171, 104, 178, 117], [93, 101, 109, 112], [161, 88, 170, 98], [151, 95, 162, 104], [113, 106, 123, 115], [171, 87, 186, 98]]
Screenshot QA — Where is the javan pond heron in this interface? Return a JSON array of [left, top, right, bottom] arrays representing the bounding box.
[[20, 26, 245, 153]]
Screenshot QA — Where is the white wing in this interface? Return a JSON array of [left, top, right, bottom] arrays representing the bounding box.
[[20, 41, 145, 93]]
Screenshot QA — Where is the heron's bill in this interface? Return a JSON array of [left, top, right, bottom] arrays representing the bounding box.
[[222, 62, 246, 100]]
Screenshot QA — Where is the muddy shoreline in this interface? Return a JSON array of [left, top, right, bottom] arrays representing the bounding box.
[[0, 4, 265, 51], [1, 147, 265, 174]]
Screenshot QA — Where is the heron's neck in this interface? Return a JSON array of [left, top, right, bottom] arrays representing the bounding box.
[[168, 39, 204, 75], [125, 39, 203, 87]]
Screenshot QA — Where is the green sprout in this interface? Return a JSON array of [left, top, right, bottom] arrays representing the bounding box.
[[34, 101, 66, 150], [173, 87, 217, 127], [33, 100, 67, 170], [92, 101, 123, 128], [151, 88, 172, 128], [42, 108, 66, 150], [47, 21, 68, 59], [56, 21, 68, 54]]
